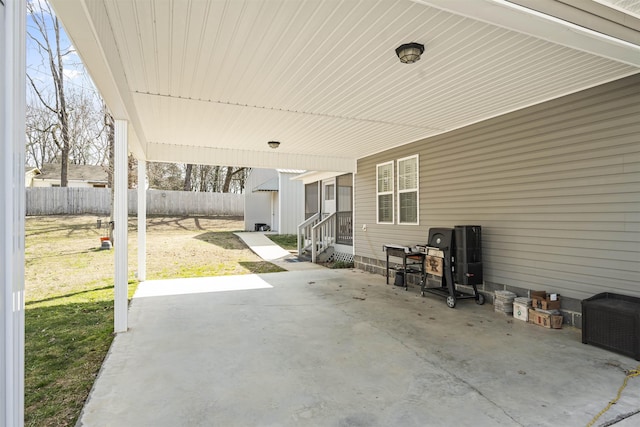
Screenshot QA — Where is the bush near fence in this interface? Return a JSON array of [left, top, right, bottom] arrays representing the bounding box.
[[25, 187, 244, 216]]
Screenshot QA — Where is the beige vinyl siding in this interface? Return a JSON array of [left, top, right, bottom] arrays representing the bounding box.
[[355, 74, 640, 301]]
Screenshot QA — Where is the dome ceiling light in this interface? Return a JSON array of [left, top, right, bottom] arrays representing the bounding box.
[[395, 42, 424, 64]]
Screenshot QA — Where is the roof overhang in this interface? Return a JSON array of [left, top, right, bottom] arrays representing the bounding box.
[[252, 177, 279, 193], [292, 171, 348, 185], [49, 0, 640, 173]]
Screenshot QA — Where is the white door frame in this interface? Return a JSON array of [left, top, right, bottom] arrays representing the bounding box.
[[322, 178, 336, 216]]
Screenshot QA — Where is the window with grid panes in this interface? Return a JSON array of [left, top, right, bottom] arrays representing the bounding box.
[[376, 161, 394, 223], [397, 155, 418, 224]]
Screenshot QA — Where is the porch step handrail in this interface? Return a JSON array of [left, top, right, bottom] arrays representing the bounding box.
[[297, 213, 321, 257], [311, 212, 336, 263]]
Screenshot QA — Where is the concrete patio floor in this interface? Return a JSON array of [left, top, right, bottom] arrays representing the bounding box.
[[77, 266, 640, 427]]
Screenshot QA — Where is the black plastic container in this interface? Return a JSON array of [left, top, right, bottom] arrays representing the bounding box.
[[582, 292, 640, 360], [394, 269, 405, 287]]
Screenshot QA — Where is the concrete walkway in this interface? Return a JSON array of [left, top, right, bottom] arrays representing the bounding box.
[[77, 265, 640, 426], [235, 231, 325, 272], [235, 232, 291, 261]]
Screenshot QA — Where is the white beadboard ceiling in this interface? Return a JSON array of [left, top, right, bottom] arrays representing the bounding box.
[[50, 0, 640, 173]]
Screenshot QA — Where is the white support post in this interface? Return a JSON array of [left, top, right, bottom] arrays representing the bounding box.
[[137, 159, 147, 282], [1, 1, 26, 426], [114, 120, 129, 333]]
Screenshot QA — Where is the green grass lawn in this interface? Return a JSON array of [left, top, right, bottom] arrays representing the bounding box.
[[25, 282, 136, 426], [266, 233, 298, 250], [24, 215, 284, 427]]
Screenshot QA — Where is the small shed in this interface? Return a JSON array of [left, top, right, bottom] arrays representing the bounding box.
[[244, 169, 305, 234]]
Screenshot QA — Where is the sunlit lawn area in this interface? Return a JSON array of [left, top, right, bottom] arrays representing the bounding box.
[[266, 233, 298, 250], [24, 215, 284, 427]]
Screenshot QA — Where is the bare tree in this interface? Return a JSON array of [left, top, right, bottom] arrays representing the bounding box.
[[67, 89, 109, 165], [184, 164, 194, 191], [190, 164, 218, 192], [25, 102, 58, 168], [144, 162, 248, 193], [27, 0, 72, 186], [147, 162, 184, 191], [222, 167, 247, 193], [194, 165, 221, 192], [128, 155, 138, 189]]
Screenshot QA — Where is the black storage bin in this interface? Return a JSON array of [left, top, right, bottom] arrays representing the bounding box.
[[582, 292, 640, 360], [394, 269, 405, 287]]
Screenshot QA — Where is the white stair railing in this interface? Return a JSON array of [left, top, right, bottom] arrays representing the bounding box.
[[297, 213, 320, 257], [311, 213, 336, 263]]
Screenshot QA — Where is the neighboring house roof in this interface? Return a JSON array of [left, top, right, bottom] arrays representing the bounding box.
[[35, 163, 109, 184], [25, 166, 41, 188], [25, 165, 40, 174]]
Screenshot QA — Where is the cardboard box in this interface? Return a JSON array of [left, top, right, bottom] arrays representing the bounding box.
[[530, 291, 546, 301], [530, 291, 561, 310], [545, 299, 561, 310], [532, 299, 561, 310], [528, 309, 563, 329], [513, 302, 529, 321]]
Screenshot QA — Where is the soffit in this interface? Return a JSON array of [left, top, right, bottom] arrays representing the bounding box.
[[293, 171, 347, 185], [50, 0, 640, 172]]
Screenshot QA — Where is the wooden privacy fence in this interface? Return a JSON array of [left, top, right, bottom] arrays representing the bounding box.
[[26, 188, 244, 216]]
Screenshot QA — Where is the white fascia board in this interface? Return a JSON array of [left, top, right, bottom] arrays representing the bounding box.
[[291, 171, 346, 184], [145, 143, 356, 173], [48, 0, 148, 160], [512, 0, 640, 42], [414, 0, 640, 67], [277, 169, 306, 175]]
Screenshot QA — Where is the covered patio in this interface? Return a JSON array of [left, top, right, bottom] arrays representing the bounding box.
[[78, 268, 639, 426], [40, 0, 640, 336], [2, 1, 640, 425]]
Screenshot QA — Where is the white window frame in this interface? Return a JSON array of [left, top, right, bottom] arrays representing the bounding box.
[[325, 184, 335, 201], [376, 161, 394, 224], [397, 154, 419, 225]]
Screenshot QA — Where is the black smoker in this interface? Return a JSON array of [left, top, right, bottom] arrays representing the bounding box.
[[420, 226, 485, 308]]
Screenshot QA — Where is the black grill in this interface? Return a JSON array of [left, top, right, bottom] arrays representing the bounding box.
[[420, 226, 485, 309]]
